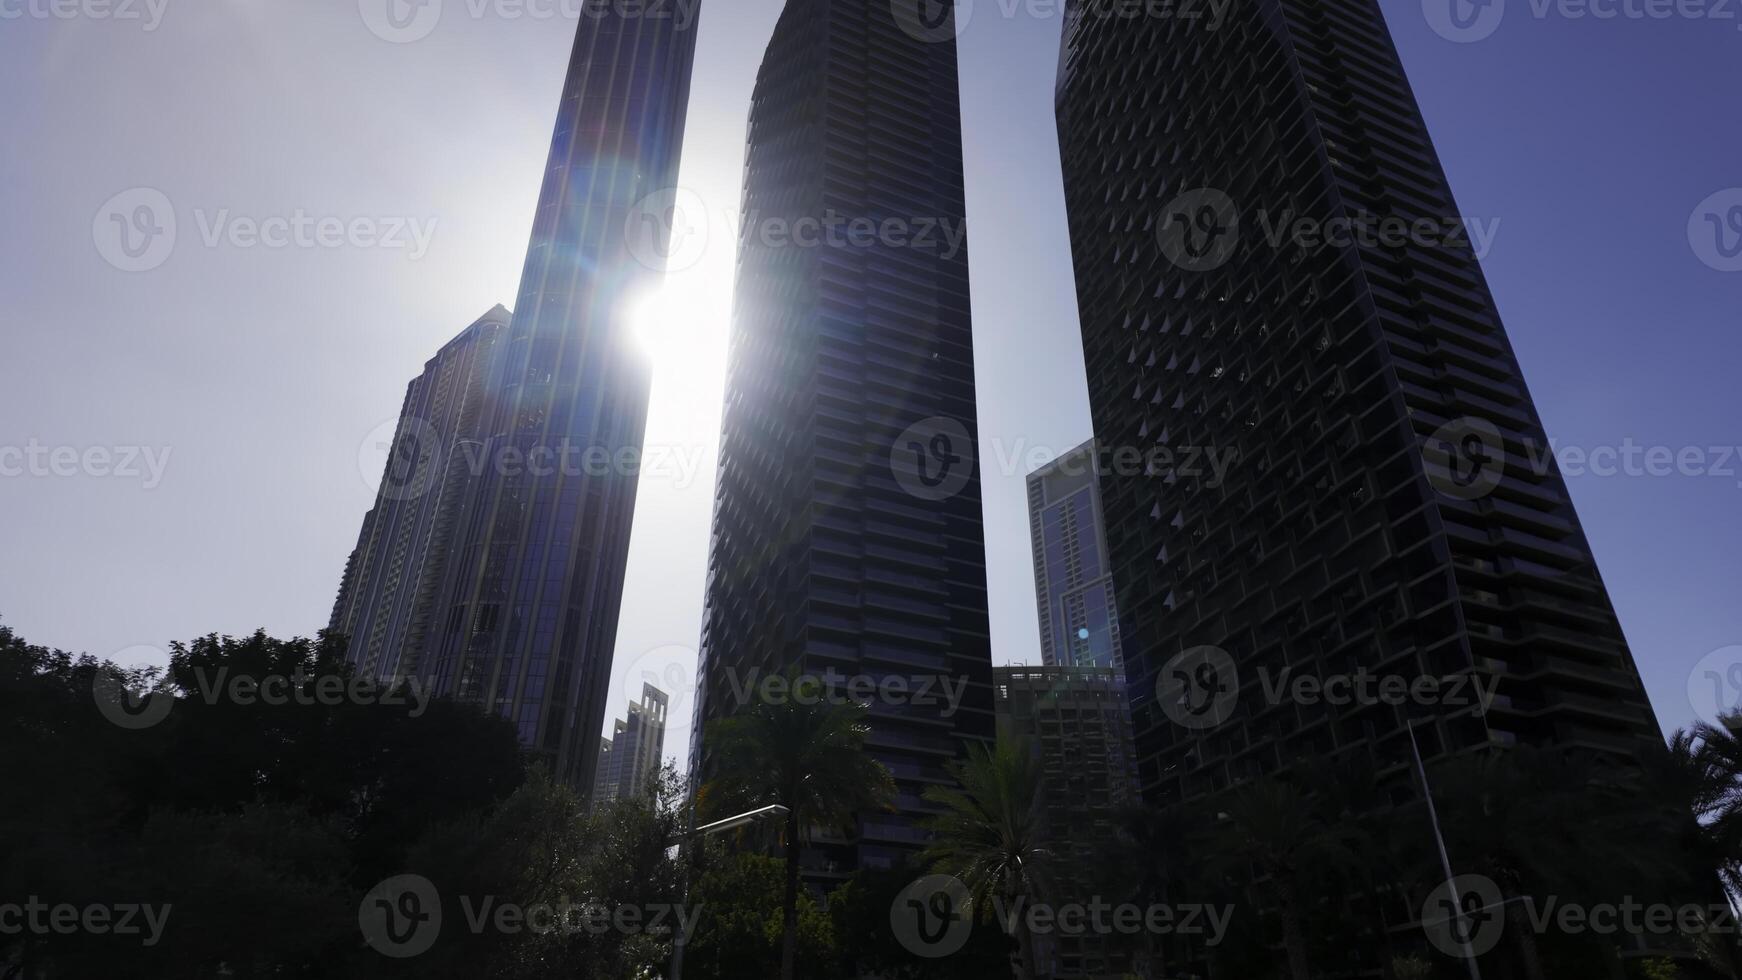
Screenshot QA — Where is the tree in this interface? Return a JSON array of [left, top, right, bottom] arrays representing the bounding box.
[[1654, 716, 1742, 895], [396, 765, 689, 979], [699, 668, 897, 980], [1201, 774, 1355, 980], [1428, 746, 1607, 980], [919, 738, 1053, 980], [0, 619, 528, 978], [683, 848, 841, 980]]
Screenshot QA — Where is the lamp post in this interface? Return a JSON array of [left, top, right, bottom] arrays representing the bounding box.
[[667, 803, 790, 980], [1407, 718, 1483, 980]]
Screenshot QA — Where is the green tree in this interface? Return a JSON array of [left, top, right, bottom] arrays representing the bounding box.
[[1202, 774, 1354, 980], [397, 765, 688, 979], [1428, 747, 1606, 980], [699, 669, 897, 980], [0, 619, 528, 978], [919, 738, 1052, 980], [683, 848, 839, 980]]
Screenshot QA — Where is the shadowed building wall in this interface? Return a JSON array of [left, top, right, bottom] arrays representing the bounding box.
[[1054, 0, 1660, 806], [690, 0, 995, 880]]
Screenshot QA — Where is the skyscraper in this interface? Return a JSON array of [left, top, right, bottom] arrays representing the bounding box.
[[690, 0, 994, 877], [995, 664, 1142, 979], [1028, 440, 1126, 672], [1053, 0, 1661, 809], [333, 305, 511, 681], [339, 7, 703, 793], [593, 683, 669, 808]]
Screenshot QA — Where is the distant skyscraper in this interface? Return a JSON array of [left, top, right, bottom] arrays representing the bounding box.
[[995, 664, 1142, 979], [333, 305, 511, 680], [593, 683, 668, 807], [338, 7, 703, 794], [1028, 440, 1126, 672], [690, 0, 994, 876], [1054, 0, 1661, 808]]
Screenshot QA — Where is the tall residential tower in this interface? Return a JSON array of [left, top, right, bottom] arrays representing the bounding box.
[[690, 0, 995, 877], [1054, 0, 1660, 806], [1027, 440, 1126, 672], [333, 305, 510, 681]]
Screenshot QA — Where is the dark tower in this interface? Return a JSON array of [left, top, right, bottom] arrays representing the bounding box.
[[691, 0, 995, 877], [350, 7, 703, 794], [1053, 0, 1661, 806], [334, 305, 510, 682]]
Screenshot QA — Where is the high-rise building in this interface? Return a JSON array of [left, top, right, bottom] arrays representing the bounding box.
[[995, 664, 1143, 979], [1053, 0, 1661, 808], [593, 683, 669, 807], [1028, 440, 1126, 671], [690, 0, 995, 878], [333, 305, 511, 680], [338, 7, 703, 793]]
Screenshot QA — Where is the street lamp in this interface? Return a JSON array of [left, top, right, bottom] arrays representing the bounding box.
[[1407, 718, 1483, 980], [667, 803, 791, 980]]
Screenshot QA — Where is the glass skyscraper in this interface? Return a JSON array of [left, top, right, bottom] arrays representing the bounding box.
[[690, 0, 995, 877], [593, 683, 669, 808], [338, 7, 703, 793], [1027, 440, 1126, 672], [1054, 0, 1662, 806]]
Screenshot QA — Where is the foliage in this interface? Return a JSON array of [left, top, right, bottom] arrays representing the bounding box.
[[919, 737, 1051, 979], [699, 666, 896, 980], [681, 849, 839, 980], [0, 620, 521, 977]]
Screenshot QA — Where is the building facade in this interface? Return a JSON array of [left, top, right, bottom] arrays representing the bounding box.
[[593, 683, 669, 807], [332, 305, 511, 682], [1054, 0, 1661, 804], [996, 665, 1143, 979], [338, 7, 703, 794], [690, 0, 995, 878], [1028, 440, 1126, 672]]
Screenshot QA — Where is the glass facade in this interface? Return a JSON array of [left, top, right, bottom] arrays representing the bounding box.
[[337, 8, 703, 794], [690, 0, 995, 879], [1028, 440, 1127, 672]]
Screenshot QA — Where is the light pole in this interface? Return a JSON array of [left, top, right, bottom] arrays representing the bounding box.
[[1408, 718, 1483, 980], [667, 803, 790, 980]]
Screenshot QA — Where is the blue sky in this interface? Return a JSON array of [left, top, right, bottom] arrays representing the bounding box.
[[1, 0, 1737, 766]]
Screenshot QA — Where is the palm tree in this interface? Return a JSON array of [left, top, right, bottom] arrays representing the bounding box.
[[700, 668, 896, 980], [1647, 716, 1742, 978], [1659, 714, 1742, 894], [1203, 775, 1353, 980], [1428, 746, 1598, 980], [1097, 800, 1214, 977], [920, 737, 1054, 980]]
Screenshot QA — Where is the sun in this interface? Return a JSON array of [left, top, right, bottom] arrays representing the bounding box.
[[624, 275, 731, 431]]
